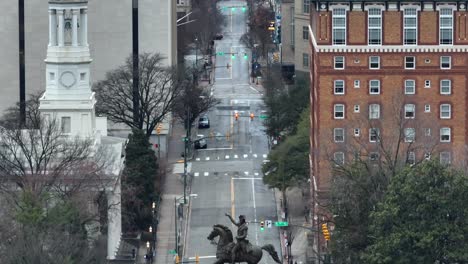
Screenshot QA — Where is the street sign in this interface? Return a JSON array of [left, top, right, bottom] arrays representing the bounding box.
[[259, 114, 268, 119], [275, 221, 289, 227], [169, 250, 177, 255], [266, 220, 272, 228]]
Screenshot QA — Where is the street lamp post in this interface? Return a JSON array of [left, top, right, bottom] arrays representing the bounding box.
[[174, 194, 197, 257]]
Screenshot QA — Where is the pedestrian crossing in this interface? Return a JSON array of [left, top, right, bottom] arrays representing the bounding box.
[[192, 170, 263, 178], [193, 151, 269, 162]]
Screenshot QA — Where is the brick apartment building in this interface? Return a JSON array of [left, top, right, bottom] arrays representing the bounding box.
[[308, 0, 468, 255]]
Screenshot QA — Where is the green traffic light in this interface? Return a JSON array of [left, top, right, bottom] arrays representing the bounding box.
[[243, 54, 248, 59], [231, 54, 235, 59], [260, 227, 264, 231], [232, 7, 236, 11], [242, 7, 246, 12]]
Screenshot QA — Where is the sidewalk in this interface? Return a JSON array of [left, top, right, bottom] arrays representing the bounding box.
[[275, 187, 311, 264], [138, 120, 188, 264]]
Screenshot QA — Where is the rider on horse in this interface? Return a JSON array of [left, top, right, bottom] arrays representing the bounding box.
[[225, 213, 249, 264]]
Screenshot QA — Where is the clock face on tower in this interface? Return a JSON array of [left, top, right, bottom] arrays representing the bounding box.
[[60, 71, 76, 88]]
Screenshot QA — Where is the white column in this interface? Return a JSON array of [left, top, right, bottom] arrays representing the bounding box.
[[106, 182, 122, 260], [72, 9, 79, 46], [57, 9, 64, 46], [48, 9, 57, 46], [80, 8, 88, 46]]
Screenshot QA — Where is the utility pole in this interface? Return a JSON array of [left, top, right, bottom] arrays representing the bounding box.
[[19, 0, 26, 126], [132, 0, 140, 127], [183, 107, 190, 204]]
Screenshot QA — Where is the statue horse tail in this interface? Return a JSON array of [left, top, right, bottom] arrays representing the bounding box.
[[261, 244, 281, 263]]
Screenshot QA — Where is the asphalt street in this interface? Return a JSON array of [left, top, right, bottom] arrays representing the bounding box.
[[184, 1, 283, 263]]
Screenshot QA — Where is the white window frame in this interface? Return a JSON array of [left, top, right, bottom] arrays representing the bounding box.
[[61, 116, 71, 134], [354, 128, 361, 137], [405, 79, 416, 94], [439, 7, 453, 45], [369, 128, 380, 142], [354, 80, 360, 88], [424, 80, 431, 88], [367, 7, 382, 45], [405, 56, 416, 69], [440, 127, 451, 142], [440, 79, 451, 95], [334, 104, 345, 119], [369, 104, 380, 119], [404, 128, 415, 142], [354, 104, 360, 113], [303, 0, 310, 13], [334, 80, 345, 95], [332, 8, 347, 45], [369, 80, 380, 94], [369, 56, 380, 69], [440, 104, 451, 119], [334, 152, 345, 166], [334, 56, 345, 69], [424, 104, 431, 113], [440, 56, 451, 69], [440, 152, 451, 164], [334, 128, 345, 142], [403, 8, 418, 45], [404, 104, 415, 119]]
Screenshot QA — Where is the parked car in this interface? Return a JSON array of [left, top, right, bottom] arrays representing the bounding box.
[[198, 115, 210, 128], [214, 33, 223, 40], [194, 135, 207, 149]]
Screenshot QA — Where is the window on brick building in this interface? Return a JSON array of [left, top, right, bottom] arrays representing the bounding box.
[[404, 8, 417, 45], [332, 8, 346, 45], [369, 104, 380, 119], [334, 128, 345, 142], [404, 104, 415, 119], [440, 56, 451, 69], [354, 104, 360, 113], [302, 26, 309, 40], [334, 152, 345, 166], [425, 152, 432, 160], [369, 56, 380, 69], [334, 56, 344, 69], [404, 128, 415, 142], [439, 8, 453, 45], [354, 80, 360, 88], [369, 80, 380, 94], [425, 80, 431, 88], [407, 151, 416, 165], [302, 53, 309, 68], [368, 8, 382, 45], [369, 128, 380, 142], [440, 152, 451, 164], [440, 127, 451, 142], [424, 128, 431, 136], [424, 104, 430, 112], [61, 117, 71, 134], [405, 80, 415, 94], [405, 56, 415, 69], [334, 104, 345, 119], [369, 152, 380, 161], [440, 79, 451, 95], [354, 128, 360, 137], [334, 80, 345, 94], [303, 0, 310, 13], [440, 104, 451, 119]]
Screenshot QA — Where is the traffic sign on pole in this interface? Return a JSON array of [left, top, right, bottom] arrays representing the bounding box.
[[275, 221, 289, 227]]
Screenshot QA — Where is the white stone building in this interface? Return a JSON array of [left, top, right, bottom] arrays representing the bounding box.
[[38, 0, 126, 259]]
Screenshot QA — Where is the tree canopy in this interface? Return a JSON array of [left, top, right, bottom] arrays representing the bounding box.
[[362, 161, 468, 264]]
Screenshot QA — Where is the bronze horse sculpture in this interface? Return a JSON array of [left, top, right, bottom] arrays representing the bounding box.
[[207, 224, 282, 264]]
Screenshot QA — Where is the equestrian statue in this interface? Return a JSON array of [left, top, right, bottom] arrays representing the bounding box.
[[206, 213, 281, 264]]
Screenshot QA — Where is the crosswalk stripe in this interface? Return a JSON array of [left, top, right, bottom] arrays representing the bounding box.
[[234, 154, 238, 159], [204, 172, 209, 176], [243, 154, 248, 158], [194, 172, 200, 177], [205, 157, 210, 161]]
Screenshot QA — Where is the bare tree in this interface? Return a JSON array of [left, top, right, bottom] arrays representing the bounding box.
[[172, 67, 220, 128], [0, 91, 43, 129], [242, 5, 274, 59], [93, 53, 184, 136]]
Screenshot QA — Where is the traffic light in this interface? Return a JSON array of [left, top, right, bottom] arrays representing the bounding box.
[[195, 254, 200, 264], [231, 54, 236, 59], [322, 223, 331, 241], [175, 255, 180, 264], [156, 123, 162, 134], [232, 7, 236, 11], [234, 112, 239, 121], [242, 6, 246, 12], [244, 53, 248, 59], [250, 113, 254, 121], [277, 25, 282, 43], [260, 221, 265, 231]]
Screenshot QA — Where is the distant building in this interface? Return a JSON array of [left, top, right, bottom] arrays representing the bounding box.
[[309, 0, 468, 256], [280, 0, 295, 65], [0, 0, 177, 113]]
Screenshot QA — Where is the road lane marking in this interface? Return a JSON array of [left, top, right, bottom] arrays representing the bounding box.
[[196, 158, 200, 161], [244, 171, 249, 175], [254, 172, 259, 176], [233, 178, 263, 180], [234, 154, 239, 159], [243, 154, 248, 158], [194, 172, 199, 177], [188, 255, 216, 260], [263, 154, 268, 158], [251, 177, 259, 245], [201, 147, 233, 151], [205, 157, 210, 161], [204, 172, 209, 177], [225, 155, 230, 159]]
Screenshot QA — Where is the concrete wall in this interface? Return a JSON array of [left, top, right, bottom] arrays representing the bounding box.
[[0, 0, 177, 113], [280, 1, 295, 64], [294, 0, 310, 74]]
